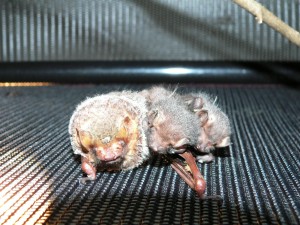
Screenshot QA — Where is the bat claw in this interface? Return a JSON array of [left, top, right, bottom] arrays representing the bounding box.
[[79, 177, 89, 185], [78, 176, 95, 185]]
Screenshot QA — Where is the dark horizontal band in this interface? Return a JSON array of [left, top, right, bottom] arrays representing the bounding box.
[[0, 61, 299, 85]]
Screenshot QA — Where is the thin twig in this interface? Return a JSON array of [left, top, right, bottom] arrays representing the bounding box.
[[233, 0, 300, 47]]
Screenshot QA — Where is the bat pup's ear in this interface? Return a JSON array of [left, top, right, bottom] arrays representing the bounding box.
[[148, 109, 158, 127], [116, 116, 132, 140], [182, 95, 194, 107], [192, 97, 204, 111], [197, 109, 209, 127], [76, 129, 94, 153]]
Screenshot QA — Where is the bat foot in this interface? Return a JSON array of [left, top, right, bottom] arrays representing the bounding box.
[[196, 154, 215, 163], [78, 176, 95, 185], [78, 177, 89, 185]]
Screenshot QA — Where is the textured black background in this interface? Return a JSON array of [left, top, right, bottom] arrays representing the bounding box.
[[1, 0, 299, 224], [0, 84, 299, 224]]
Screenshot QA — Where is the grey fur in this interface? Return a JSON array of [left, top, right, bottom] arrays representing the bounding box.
[[144, 86, 200, 154], [183, 92, 231, 163]]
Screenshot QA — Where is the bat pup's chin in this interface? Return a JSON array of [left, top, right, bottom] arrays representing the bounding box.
[[96, 141, 126, 163], [100, 156, 122, 164]]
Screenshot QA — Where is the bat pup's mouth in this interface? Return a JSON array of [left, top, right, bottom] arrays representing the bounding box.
[[101, 155, 123, 165]]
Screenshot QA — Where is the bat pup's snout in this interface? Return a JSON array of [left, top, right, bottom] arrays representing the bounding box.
[[215, 136, 231, 148], [77, 130, 126, 162], [96, 141, 126, 162]]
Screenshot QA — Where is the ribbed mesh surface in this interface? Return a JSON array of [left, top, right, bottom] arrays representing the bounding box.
[[0, 0, 299, 61], [0, 84, 299, 224]]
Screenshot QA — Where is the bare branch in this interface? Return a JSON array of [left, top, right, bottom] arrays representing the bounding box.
[[233, 0, 300, 47]]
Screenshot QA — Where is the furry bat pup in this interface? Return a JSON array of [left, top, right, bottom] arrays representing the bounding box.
[[184, 93, 231, 163], [69, 91, 150, 183], [143, 86, 231, 197], [143, 86, 231, 163], [142, 86, 200, 154], [142, 86, 207, 197]]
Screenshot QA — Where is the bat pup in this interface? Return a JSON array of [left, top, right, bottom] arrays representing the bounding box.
[[69, 91, 150, 184], [144, 86, 207, 198], [184, 93, 231, 163]]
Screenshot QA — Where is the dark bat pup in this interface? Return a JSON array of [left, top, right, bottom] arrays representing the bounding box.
[[143, 86, 231, 198], [183, 92, 231, 163], [143, 86, 199, 154], [143, 86, 207, 197]]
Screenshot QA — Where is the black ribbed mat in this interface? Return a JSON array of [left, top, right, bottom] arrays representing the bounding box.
[[0, 85, 299, 224]]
